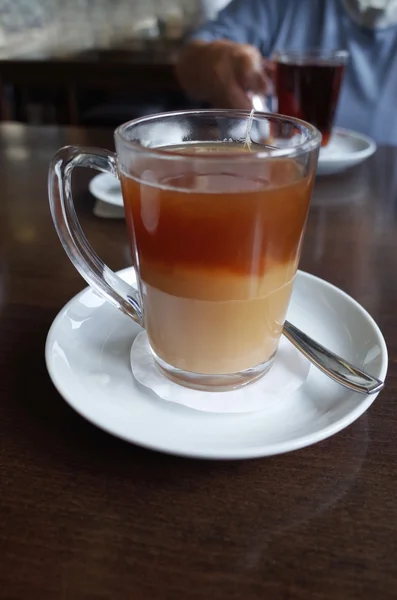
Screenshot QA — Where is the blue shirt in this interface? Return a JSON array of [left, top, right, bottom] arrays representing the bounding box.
[[191, 0, 397, 144]]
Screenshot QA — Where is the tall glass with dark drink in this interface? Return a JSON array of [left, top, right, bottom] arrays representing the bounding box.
[[274, 50, 348, 147]]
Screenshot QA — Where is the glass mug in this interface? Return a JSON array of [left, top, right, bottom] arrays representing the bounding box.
[[273, 49, 348, 147], [49, 110, 320, 391]]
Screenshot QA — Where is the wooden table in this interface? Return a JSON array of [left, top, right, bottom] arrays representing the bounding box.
[[1, 122, 397, 599]]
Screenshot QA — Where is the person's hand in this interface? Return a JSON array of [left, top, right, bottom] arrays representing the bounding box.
[[201, 40, 272, 109]]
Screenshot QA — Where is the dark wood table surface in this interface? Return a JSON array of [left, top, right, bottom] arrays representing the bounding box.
[[1, 122, 397, 599]]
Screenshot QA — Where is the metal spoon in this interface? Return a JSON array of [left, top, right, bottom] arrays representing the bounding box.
[[252, 94, 268, 112], [249, 97, 382, 394], [283, 321, 384, 395]]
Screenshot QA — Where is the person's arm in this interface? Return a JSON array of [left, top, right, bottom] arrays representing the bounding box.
[[176, 39, 268, 109], [176, 0, 273, 109]]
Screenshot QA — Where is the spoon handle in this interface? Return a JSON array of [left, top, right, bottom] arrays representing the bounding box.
[[283, 320, 384, 395]]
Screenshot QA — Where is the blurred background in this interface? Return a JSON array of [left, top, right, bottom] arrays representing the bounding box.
[[0, 0, 230, 126]]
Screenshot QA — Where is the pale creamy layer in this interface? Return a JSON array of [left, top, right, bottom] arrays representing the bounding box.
[[142, 262, 296, 375]]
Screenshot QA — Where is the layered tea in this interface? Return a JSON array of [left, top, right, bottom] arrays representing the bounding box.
[[120, 143, 314, 375], [275, 59, 345, 147]]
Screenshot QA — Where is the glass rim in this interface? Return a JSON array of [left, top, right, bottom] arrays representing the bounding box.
[[114, 109, 322, 161], [273, 48, 349, 65]]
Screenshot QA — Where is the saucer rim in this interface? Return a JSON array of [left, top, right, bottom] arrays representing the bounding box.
[[89, 173, 123, 207], [45, 268, 388, 460], [318, 127, 377, 164]]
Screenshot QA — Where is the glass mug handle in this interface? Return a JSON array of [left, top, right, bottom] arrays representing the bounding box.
[[48, 145, 144, 326]]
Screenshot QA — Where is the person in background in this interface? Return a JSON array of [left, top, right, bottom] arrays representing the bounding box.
[[176, 0, 397, 144]]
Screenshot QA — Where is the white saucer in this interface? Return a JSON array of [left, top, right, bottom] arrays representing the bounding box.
[[317, 127, 377, 176], [89, 173, 123, 207], [45, 268, 387, 460]]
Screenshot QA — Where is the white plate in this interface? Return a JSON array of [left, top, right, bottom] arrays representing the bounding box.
[[45, 269, 387, 460], [89, 173, 123, 207], [317, 127, 377, 176]]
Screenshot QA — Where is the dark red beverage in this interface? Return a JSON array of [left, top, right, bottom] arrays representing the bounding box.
[[274, 51, 347, 146]]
